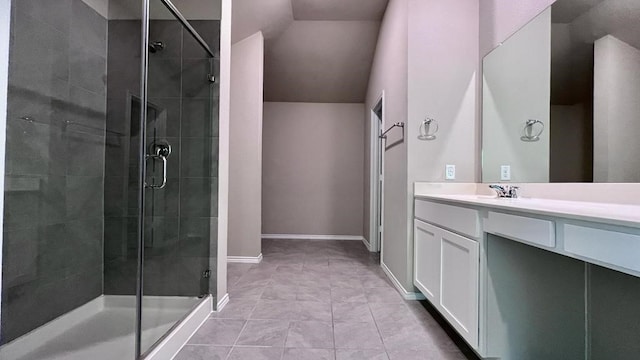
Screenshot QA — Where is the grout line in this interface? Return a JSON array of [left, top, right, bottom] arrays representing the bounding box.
[[282, 319, 294, 354], [224, 345, 283, 348], [227, 318, 250, 360]]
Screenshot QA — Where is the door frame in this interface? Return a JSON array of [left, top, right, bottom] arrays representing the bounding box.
[[368, 92, 384, 254]]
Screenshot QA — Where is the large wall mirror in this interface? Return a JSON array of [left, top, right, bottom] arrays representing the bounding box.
[[482, 0, 640, 183]]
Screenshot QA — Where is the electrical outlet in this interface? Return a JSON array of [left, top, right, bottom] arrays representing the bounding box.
[[445, 165, 456, 180], [500, 165, 511, 181]]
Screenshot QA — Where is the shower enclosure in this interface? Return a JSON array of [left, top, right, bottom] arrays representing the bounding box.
[[0, 0, 220, 359]]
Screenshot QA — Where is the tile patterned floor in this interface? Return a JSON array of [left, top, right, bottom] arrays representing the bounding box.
[[176, 239, 471, 360]]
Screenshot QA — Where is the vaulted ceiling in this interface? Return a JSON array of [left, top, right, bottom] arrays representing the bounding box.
[[232, 0, 388, 103]]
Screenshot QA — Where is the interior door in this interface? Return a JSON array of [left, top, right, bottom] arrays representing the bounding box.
[[372, 99, 384, 254], [377, 116, 383, 253]]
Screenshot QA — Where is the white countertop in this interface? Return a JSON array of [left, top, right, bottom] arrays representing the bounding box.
[[415, 194, 640, 229]]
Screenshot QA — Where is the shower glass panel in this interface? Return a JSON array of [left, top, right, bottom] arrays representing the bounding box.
[[1, 0, 142, 359]]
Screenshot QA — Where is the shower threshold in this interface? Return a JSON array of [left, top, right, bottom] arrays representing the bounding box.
[[0, 295, 212, 360]]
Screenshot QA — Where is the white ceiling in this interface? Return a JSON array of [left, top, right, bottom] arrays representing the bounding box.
[[264, 21, 380, 103], [568, 0, 640, 50], [551, 0, 605, 23], [231, 0, 293, 44], [550, 0, 640, 105], [292, 0, 388, 21], [233, 0, 388, 103]]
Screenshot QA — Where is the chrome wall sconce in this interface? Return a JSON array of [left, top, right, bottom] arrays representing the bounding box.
[[520, 119, 544, 142], [418, 117, 438, 140]]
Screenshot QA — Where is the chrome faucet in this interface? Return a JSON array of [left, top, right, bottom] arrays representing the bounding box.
[[489, 184, 519, 198]]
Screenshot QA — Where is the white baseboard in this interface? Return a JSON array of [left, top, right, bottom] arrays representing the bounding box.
[[147, 296, 212, 360], [216, 293, 229, 312], [381, 261, 426, 301], [227, 253, 263, 263], [262, 234, 365, 241], [361, 237, 371, 251]]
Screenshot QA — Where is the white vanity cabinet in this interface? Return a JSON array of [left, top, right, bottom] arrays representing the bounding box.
[[413, 191, 640, 359], [414, 201, 480, 349]]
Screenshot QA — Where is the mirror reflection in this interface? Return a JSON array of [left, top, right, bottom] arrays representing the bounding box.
[[482, 0, 640, 183]]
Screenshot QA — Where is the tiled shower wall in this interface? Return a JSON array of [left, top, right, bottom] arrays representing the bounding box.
[[104, 20, 220, 297], [1, 0, 107, 344]]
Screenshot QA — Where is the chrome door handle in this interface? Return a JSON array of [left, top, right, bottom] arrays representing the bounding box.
[[145, 153, 167, 189]]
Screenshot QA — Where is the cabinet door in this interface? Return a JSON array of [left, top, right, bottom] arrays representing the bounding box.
[[440, 228, 479, 348], [414, 220, 441, 303]]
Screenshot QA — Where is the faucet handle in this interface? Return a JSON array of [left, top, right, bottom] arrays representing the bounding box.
[[489, 184, 519, 198], [489, 184, 507, 197]]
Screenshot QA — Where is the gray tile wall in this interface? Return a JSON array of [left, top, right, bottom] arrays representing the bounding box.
[[1, 0, 107, 344], [104, 20, 220, 298], [103, 19, 142, 297]]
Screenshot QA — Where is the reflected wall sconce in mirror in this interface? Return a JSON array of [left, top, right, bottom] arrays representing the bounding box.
[[520, 119, 544, 142], [418, 117, 438, 140]]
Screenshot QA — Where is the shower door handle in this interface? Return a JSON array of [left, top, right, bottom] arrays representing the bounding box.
[[145, 153, 167, 189]]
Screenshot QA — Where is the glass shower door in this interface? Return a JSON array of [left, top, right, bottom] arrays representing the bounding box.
[[139, 0, 219, 355]]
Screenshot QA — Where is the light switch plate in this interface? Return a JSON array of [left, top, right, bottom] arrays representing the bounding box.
[[501, 165, 511, 181], [445, 165, 456, 180]]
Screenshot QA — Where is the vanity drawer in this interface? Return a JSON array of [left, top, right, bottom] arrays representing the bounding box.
[[484, 211, 555, 248], [563, 224, 640, 274], [415, 200, 480, 238]]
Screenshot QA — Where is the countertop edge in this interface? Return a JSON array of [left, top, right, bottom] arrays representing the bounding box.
[[414, 194, 640, 230]]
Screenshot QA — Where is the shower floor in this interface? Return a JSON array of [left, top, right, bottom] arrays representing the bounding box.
[[1, 296, 200, 360]]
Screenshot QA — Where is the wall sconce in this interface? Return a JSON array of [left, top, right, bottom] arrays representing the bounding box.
[[520, 119, 544, 142], [418, 117, 438, 140]]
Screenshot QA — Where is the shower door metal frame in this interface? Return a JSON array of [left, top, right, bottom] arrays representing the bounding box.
[[160, 0, 215, 57], [134, 0, 151, 357]]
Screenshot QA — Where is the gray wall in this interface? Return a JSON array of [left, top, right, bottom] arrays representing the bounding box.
[[408, 0, 479, 184], [228, 32, 263, 257], [2, 0, 107, 344], [263, 102, 364, 237], [405, 0, 480, 295], [104, 19, 220, 296], [364, 0, 409, 287]]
